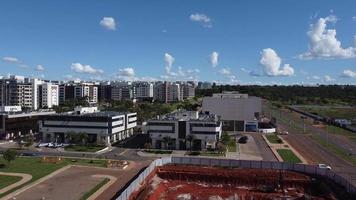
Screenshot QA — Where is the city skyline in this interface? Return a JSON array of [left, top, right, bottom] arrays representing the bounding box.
[[0, 0, 356, 85]]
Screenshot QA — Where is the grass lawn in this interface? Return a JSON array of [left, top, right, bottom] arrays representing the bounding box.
[[80, 178, 110, 200], [0, 175, 22, 190], [143, 149, 172, 154], [276, 149, 301, 163], [64, 145, 105, 152], [227, 140, 237, 152], [186, 151, 225, 157], [0, 157, 107, 198], [266, 134, 283, 144], [300, 106, 356, 120]]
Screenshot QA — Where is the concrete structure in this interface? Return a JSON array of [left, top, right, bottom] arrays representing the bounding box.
[[38, 107, 136, 145], [0, 107, 55, 140], [40, 82, 59, 108], [146, 111, 222, 150], [153, 82, 182, 103], [202, 91, 262, 132], [0, 76, 33, 109], [135, 82, 153, 100]]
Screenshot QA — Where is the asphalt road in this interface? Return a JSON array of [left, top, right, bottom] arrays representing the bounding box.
[[248, 132, 277, 161]]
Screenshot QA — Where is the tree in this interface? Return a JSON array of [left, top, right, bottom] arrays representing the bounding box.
[[144, 142, 152, 149], [3, 149, 17, 164], [220, 132, 231, 146], [186, 135, 195, 151], [162, 136, 172, 150]]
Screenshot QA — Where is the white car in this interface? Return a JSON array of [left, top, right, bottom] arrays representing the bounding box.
[[37, 143, 49, 147], [317, 164, 332, 170]]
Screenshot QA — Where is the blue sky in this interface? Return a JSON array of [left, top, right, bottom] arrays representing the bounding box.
[[0, 0, 355, 85]]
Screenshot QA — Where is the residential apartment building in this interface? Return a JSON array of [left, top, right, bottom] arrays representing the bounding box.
[[153, 81, 182, 103], [146, 111, 222, 150], [0, 76, 33, 109], [38, 106, 137, 145], [40, 83, 59, 108], [135, 82, 153, 100]]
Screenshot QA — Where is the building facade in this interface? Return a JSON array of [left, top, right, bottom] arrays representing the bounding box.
[[146, 111, 222, 150], [38, 107, 136, 145], [202, 91, 262, 132]]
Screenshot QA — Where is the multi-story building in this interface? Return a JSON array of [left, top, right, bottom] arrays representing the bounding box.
[[180, 82, 195, 99], [153, 81, 182, 103], [0, 76, 33, 109], [38, 106, 137, 145], [59, 82, 98, 104], [40, 83, 59, 108], [135, 82, 153, 100], [146, 110, 222, 150], [202, 91, 262, 132], [198, 81, 212, 89]]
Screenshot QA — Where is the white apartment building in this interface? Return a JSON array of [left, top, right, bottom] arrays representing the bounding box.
[[41, 83, 59, 108], [135, 82, 153, 99], [153, 82, 182, 103], [146, 111, 222, 150], [74, 83, 98, 104]]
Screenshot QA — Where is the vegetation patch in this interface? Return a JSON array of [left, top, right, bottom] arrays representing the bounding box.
[[276, 149, 301, 163], [64, 145, 105, 152], [0, 175, 22, 190], [266, 134, 283, 144], [143, 150, 172, 154], [80, 178, 110, 200], [186, 151, 225, 157]]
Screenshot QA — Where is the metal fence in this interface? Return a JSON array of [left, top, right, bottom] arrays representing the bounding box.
[[116, 157, 356, 200]]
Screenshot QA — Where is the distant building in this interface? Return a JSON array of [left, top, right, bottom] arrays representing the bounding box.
[[135, 82, 153, 100], [146, 110, 222, 150], [154, 81, 182, 103], [180, 82, 195, 99], [40, 82, 59, 108], [202, 91, 262, 132], [38, 106, 137, 145], [198, 81, 212, 89]]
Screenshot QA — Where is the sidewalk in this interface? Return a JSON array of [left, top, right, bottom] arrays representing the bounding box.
[[0, 172, 32, 194]]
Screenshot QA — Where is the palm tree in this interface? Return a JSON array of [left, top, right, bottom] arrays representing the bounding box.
[[162, 136, 172, 150], [186, 135, 195, 151]]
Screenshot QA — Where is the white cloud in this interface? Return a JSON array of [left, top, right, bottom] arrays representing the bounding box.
[[190, 13, 212, 28], [299, 15, 356, 59], [18, 64, 29, 69], [164, 53, 175, 74], [352, 16, 356, 21], [71, 63, 104, 75], [118, 67, 135, 77], [341, 69, 356, 78], [219, 68, 231, 76], [64, 74, 81, 81], [312, 75, 320, 80], [260, 48, 294, 76], [210, 52, 218, 68], [324, 75, 335, 82], [100, 17, 116, 30], [35, 65, 45, 71], [2, 56, 21, 63]]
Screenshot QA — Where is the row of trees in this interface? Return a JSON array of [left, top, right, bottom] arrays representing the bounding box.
[[196, 85, 356, 106]]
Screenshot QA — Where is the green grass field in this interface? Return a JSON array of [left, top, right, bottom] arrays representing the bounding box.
[[265, 134, 283, 144], [0, 157, 107, 197], [80, 178, 110, 200], [300, 106, 356, 120], [276, 149, 302, 163], [0, 175, 22, 190]]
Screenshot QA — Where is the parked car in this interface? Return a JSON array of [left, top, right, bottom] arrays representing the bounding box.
[[47, 143, 55, 148], [20, 152, 39, 157], [36, 143, 49, 148], [280, 131, 289, 135], [238, 136, 248, 144], [317, 164, 331, 170]]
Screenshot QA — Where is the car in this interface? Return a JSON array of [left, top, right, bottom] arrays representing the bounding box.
[[317, 164, 332, 170], [238, 136, 248, 144], [36, 143, 49, 148], [280, 131, 289, 135], [20, 152, 38, 157], [47, 143, 55, 148]]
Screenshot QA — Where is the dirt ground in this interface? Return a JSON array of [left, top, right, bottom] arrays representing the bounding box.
[[10, 161, 149, 200]]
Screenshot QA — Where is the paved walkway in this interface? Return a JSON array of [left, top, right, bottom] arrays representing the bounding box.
[[87, 175, 117, 200], [0, 172, 32, 194]]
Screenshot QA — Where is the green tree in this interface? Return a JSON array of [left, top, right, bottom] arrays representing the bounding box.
[[162, 136, 173, 150], [186, 135, 195, 151], [3, 149, 17, 164]]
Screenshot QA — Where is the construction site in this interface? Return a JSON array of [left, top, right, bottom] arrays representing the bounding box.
[[129, 164, 354, 200]]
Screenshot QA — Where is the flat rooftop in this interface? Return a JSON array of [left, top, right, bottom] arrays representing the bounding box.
[[52, 111, 134, 117], [152, 111, 219, 122]]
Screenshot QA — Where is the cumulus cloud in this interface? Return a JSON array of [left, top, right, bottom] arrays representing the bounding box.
[[341, 69, 356, 78], [118, 67, 135, 77], [164, 53, 175, 74], [100, 17, 116, 30], [312, 75, 320, 80], [190, 13, 212, 28], [64, 74, 81, 82], [219, 68, 231, 76], [353, 16, 356, 21], [71, 63, 104, 75], [2, 56, 21, 63], [210, 52, 218, 68], [35, 65, 45, 71], [260, 48, 294, 76], [299, 15, 356, 59], [324, 75, 335, 82]]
